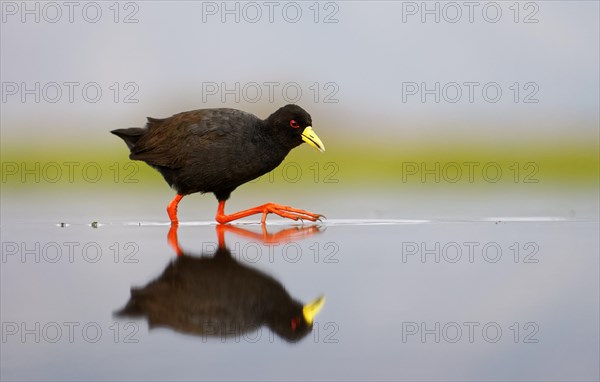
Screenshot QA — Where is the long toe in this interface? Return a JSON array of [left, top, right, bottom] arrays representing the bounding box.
[[266, 204, 322, 222]]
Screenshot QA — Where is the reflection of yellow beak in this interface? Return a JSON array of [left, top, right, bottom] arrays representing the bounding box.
[[302, 295, 325, 324], [301, 126, 325, 152]]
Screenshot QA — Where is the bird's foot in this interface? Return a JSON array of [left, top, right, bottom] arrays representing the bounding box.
[[216, 224, 323, 245], [216, 201, 323, 224], [260, 203, 323, 224]]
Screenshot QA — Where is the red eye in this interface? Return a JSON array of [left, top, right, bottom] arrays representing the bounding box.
[[291, 317, 300, 331], [290, 120, 300, 129]]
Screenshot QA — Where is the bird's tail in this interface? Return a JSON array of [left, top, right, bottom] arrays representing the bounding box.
[[114, 295, 144, 318], [110, 128, 146, 150]]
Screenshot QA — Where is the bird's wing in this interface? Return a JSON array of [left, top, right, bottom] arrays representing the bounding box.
[[129, 109, 257, 168]]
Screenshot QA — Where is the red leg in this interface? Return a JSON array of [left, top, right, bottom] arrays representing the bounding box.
[[167, 225, 183, 256], [167, 194, 184, 225], [215, 200, 322, 225]]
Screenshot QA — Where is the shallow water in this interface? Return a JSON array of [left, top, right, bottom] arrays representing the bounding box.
[[1, 191, 599, 381]]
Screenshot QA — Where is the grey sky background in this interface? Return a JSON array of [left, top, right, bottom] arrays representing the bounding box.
[[1, 1, 598, 145]]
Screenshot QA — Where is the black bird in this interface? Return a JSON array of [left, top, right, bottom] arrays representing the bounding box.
[[111, 105, 325, 225], [115, 225, 325, 342]]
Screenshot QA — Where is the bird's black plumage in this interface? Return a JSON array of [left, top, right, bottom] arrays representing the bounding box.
[[115, 245, 315, 342], [111, 104, 314, 200]]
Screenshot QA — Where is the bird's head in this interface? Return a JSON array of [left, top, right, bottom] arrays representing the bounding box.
[[268, 295, 326, 342], [266, 104, 325, 152]]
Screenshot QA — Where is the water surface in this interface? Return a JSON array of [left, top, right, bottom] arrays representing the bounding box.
[[1, 191, 598, 381]]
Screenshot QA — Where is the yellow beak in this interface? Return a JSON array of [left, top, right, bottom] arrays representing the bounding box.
[[301, 126, 325, 152], [302, 295, 325, 324]]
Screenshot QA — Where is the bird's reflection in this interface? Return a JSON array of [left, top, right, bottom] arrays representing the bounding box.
[[115, 224, 325, 343]]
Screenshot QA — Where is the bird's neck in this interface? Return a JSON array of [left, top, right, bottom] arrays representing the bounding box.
[[256, 122, 296, 158]]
